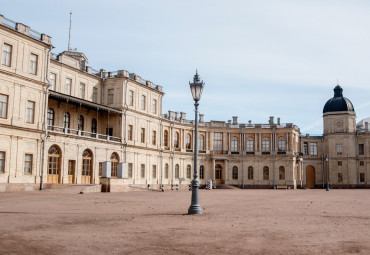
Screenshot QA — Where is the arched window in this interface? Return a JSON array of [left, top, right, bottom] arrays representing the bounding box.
[[262, 137, 269, 152], [231, 137, 238, 152], [91, 118, 97, 134], [164, 130, 168, 147], [78, 115, 84, 131], [82, 149, 93, 184], [175, 164, 179, 179], [47, 108, 54, 130], [278, 137, 286, 151], [187, 165, 191, 178], [199, 165, 204, 179], [263, 166, 269, 180], [247, 137, 254, 152], [199, 135, 205, 150], [232, 166, 238, 179], [63, 112, 70, 130], [111, 153, 119, 178], [248, 166, 253, 180], [165, 163, 169, 179], [174, 132, 179, 148], [279, 166, 285, 180], [186, 133, 191, 149]]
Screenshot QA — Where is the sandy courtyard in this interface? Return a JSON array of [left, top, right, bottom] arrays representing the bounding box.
[[0, 188, 370, 254]]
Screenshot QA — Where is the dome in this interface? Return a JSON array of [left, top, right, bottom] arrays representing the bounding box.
[[323, 85, 355, 113]]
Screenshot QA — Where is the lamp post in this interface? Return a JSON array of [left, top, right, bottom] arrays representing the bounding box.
[[188, 70, 204, 215], [326, 155, 330, 191]]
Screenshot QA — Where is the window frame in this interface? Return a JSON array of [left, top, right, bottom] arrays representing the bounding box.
[[232, 166, 238, 180], [26, 100, 35, 124], [152, 165, 157, 178], [2, 43, 12, 67], [263, 166, 269, 180], [152, 99, 157, 114], [108, 89, 114, 104], [79, 83, 86, 99], [310, 143, 318, 155], [262, 137, 269, 152], [128, 90, 134, 106], [278, 137, 285, 152], [141, 95, 146, 110], [128, 125, 133, 141], [24, 154, 33, 174], [29, 53, 38, 75], [140, 128, 145, 143], [186, 165, 191, 179], [248, 166, 253, 180], [0, 94, 9, 119], [152, 130, 156, 145], [213, 132, 223, 153], [231, 137, 238, 152], [65, 78, 72, 95], [0, 151, 5, 173], [140, 164, 145, 178], [50, 73, 56, 91], [247, 137, 254, 152]]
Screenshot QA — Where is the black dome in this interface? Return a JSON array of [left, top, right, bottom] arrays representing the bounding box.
[[323, 85, 355, 113]]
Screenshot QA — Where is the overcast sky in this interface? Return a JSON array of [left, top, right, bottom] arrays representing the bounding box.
[[2, 0, 370, 134]]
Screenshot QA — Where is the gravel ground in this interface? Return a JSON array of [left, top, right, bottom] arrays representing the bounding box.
[[0, 189, 370, 254]]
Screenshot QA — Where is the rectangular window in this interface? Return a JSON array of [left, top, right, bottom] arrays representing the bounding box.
[[152, 130, 156, 145], [29, 53, 38, 75], [92, 88, 98, 103], [213, 132, 223, 153], [359, 144, 364, 155], [128, 90, 134, 106], [24, 154, 32, 174], [337, 144, 342, 155], [338, 173, 343, 183], [303, 142, 308, 155], [68, 160, 75, 176], [360, 173, 365, 182], [310, 143, 317, 155], [140, 164, 145, 178], [128, 163, 133, 178], [152, 165, 156, 178], [231, 137, 238, 152], [152, 99, 157, 114], [360, 161, 364, 166], [108, 89, 114, 104], [106, 128, 113, 136], [26, 101, 35, 123], [247, 138, 254, 152], [0, 94, 8, 119], [141, 95, 146, 110], [248, 167, 253, 180], [50, 73, 56, 90], [338, 161, 342, 166], [80, 83, 86, 99], [2, 43, 12, 67], [141, 128, 145, 143], [128, 125, 133, 141], [0, 151, 5, 173], [65, 78, 72, 95]]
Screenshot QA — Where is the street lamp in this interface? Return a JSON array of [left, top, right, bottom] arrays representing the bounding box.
[[326, 155, 330, 191], [188, 70, 204, 215]]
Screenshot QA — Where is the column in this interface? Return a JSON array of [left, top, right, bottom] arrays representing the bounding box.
[[210, 132, 214, 152], [259, 133, 261, 151], [286, 133, 289, 151]]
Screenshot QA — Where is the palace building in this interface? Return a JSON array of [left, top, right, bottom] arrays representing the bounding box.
[[0, 14, 369, 191]]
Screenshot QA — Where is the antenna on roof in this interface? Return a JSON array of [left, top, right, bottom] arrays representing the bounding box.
[[68, 11, 72, 51]]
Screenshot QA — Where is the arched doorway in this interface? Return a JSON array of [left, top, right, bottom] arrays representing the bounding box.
[[110, 152, 119, 178], [306, 165, 315, 188], [82, 149, 93, 184], [47, 145, 61, 184], [215, 164, 222, 184]]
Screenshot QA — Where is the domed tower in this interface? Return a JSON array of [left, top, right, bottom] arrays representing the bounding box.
[[323, 85, 356, 134]]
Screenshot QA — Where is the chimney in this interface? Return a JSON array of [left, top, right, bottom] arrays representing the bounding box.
[[269, 116, 274, 125], [365, 122, 369, 132], [168, 110, 175, 120], [180, 112, 186, 121], [199, 114, 204, 123], [175, 112, 179, 120], [232, 116, 238, 125], [277, 117, 280, 125]]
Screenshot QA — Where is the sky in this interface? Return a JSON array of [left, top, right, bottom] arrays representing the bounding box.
[[2, 0, 370, 134]]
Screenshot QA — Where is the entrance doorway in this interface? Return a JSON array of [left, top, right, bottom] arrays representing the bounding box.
[[47, 145, 61, 184], [81, 149, 93, 184], [68, 160, 75, 184], [306, 165, 315, 188], [215, 164, 222, 184]]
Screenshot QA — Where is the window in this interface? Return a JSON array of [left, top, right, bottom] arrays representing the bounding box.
[[140, 128, 145, 143], [106, 128, 113, 136], [141, 95, 146, 110], [360, 173, 365, 182], [80, 83, 86, 99], [0, 94, 8, 119], [78, 115, 84, 131], [152, 165, 157, 178], [69, 160, 75, 180], [279, 166, 285, 180], [263, 166, 269, 180], [65, 78, 72, 95], [165, 163, 169, 179], [128, 90, 134, 106], [186, 165, 191, 179], [128, 125, 133, 141], [247, 137, 254, 152], [63, 112, 70, 130], [337, 144, 342, 155], [110, 153, 119, 178], [232, 166, 238, 180], [248, 166, 253, 180], [50, 73, 56, 90], [199, 135, 204, 150], [175, 164, 179, 179], [278, 137, 285, 151], [92, 88, 98, 103], [199, 165, 204, 179], [91, 118, 97, 134], [152, 99, 157, 114], [262, 138, 269, 152], [108, 89, 114, 104], [360, 161, 364, 166], [310, 143, 318, 155], [128, 163, 133, 178], [152, 130, 156, 145], [29, 53, 38, 75], [47, 108, 54, 129], [2, 43, 12, 66], [0, 151, 4, 173], [164, 130, 168, 147], [213, 132, 223, 153], [26, 101, 35, 123], [24, 154, 32, 174], [359, 144, 364, 155], [174, 132, 179, 148], [303, 142, 308, 155], [338, 173, 343, 183], [338, 161, 342, 166], [186, 133, 191, 149], [140, 164, 145, 178], [231, 137, 238, 152]]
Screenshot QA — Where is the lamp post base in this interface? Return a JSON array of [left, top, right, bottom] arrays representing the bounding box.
[[188, 204, 202, 215]]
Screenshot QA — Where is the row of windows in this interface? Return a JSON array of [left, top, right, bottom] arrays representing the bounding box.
[[0, 94, 35, 123], [0, 151, 33, 174], [303, 142, 318, 155], [2, 43, 38, 75]]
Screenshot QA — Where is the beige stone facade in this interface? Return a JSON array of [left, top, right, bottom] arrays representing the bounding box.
[[0, 14, 368, 191]]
